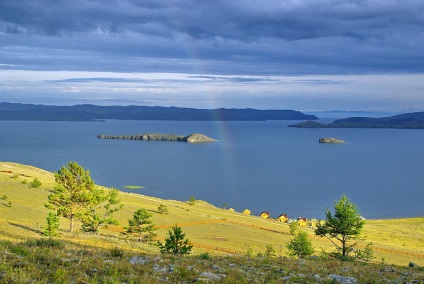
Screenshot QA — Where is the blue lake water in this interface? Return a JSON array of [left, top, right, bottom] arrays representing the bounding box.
[[1, 120, 423, 219]]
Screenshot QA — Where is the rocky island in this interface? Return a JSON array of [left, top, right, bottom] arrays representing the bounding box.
[[98, 133, 217, 143], [319, 137, 346, 144]]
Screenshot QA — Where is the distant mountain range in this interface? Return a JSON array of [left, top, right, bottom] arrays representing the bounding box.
[[0, 102, 317, 121], [289, 112, 424, 129]]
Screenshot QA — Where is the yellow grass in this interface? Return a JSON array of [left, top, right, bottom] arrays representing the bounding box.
[[0, 162, 423, 266]]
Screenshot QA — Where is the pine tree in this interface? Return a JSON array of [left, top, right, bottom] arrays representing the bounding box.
[[286, 230, 314, 258], [126, 208, 157, 242], [158, 225, 192, 255], [44, 212, 60, 237], [81, 188, 123, 233], [46, 162, 95, 232], [315, 195, 365, 259], [157, 204, 168, 214], [265, 244, 276, 258]]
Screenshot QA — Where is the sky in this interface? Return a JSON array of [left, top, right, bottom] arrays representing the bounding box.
[[1, 0, 424, 113]]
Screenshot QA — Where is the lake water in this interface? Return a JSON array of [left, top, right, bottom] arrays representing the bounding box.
[[1, 120, 423, 220]]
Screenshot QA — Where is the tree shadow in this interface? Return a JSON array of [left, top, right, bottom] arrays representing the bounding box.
[[8, 222, 43, 235]]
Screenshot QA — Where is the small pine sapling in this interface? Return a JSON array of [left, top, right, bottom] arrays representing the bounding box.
[[286, 230, 315, 258], [44, 212, 60, 237], [158, 225, 192, 255]]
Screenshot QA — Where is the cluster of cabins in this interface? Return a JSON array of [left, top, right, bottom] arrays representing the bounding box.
[[259, 211, 311, 227], [230, 208, 315, 228]]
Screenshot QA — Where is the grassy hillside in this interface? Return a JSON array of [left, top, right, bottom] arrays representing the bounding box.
[[0, 162, 423, 282]]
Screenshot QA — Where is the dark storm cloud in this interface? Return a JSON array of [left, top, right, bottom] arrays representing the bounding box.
[[0, 0, 424, 74]]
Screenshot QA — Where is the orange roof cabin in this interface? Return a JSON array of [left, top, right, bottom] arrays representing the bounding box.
[[260, 211, 270, 219], [278, 214, 288, 223], [297, 217, 308, 227]]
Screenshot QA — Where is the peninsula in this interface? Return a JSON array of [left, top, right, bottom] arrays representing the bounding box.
[[0, 102, 317, 121], [98, 133, 217, 143], [288, 111, 424, 129]]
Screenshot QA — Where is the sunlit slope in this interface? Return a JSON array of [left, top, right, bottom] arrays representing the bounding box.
[[0, 162, 423, 266]]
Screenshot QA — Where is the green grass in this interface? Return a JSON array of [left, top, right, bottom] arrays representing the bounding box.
[[0, 237, 422, 283], [0, 161, 423, 283], [123, 185, 144, 190]]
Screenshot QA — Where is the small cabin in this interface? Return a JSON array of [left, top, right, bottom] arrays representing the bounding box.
[[242, 209, 251, 215], [278, 214, 288, 223], [260, 211, 270, 219], [297, 217, 308, 227]]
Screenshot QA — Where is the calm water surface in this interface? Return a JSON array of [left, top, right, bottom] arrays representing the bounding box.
[[1, 120, 423, 219]]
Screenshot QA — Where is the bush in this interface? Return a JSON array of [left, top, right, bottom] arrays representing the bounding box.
[[244, 243, 254, 258], [286, 230, 314, 258], [10, 246, 29, 257], [28, 178, 42, 188], [0, 195, 7, 201], [265, 244, 276, 258], [356, 242, 375, 262], [26, 238, 63, 249], [199, 252, 210, 260], [188, 196, 196, 205], [157, 204, 169, 214], [289, 221, 299, 235], [110, 246, 124, 258]]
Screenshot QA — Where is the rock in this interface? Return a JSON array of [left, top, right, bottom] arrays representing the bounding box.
[[314, 274, 321, 281], [409, 262, 418, 267], [319, 137, 346, 144], [380, 267, 395, 273], [152, 264, 167, 273], [228, 263, 237, 268], [129, 256, 149, 265], [328, 274, 358, 284], [197, 271, 226, 281]]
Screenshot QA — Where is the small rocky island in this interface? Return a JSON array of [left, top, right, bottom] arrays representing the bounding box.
[[98, 133, 217, 143], [319, 137, 346, 144]]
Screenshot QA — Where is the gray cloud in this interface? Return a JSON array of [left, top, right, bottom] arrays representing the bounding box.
[[0, 0, 424, 74]]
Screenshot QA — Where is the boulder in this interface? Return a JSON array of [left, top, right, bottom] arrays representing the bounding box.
[[328, 274, 358, 284], [129, 256, 149, 265], [409, 262, 418, 268], [197, 271, 226, 281]]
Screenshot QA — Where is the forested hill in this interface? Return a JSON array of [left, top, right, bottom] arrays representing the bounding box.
[[0, 102, 317, 121], [289, 112, 424, 129]]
